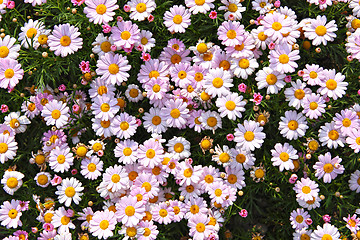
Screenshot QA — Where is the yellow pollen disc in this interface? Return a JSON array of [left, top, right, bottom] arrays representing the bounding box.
[[123, 147, 132, 156], [323, 163, 333, 173], [65, 186, 76, 197], [190, 205, 199, 214], [260, 2, 266, 7], [125, 206, 135, 216], [121, 31, 131, 40], [142, 182, 152, 191], [50, 109, 61, 119], [302, 186, 311, 194], [294, 89, 305, 99], [279, 152, 289, 162], [144, 228, 151, 236], [149, 70, 159, 79], [38, 34, 48, 45], [173, 15, 183, 24], [207, 117, 217, 127], [288, 120, 298, 130], [184, 168, 193, 177], [57, 155, 65, 164], [127, 227, 137, 237], [92, 143, 103, 152], [197, 43, 208, 54], [170, 109, 180, 119], [146, 149, 155, 158], [60, 36, 71, 47], [321, 234, 333, 240], [41, 98, 49, 106], [99, 220, 109, 230], [266, 74, 277, 85], [352, 19, 360, 29], [219, 152, 230, 163], [108, 63, 119, 74], [0, 143, 8, 153], [174, 143, 184, 153], [208, 217, 216, 226], [244, 131, 255, 141], [9, 119, 19, 129], [295, 215, 304, 223], [27, 103, 36, 111], [96, 4, 107, 14], [225, 100, 236, 110], [228, 174, 237, 184], [328, 130, 339, 140], [152, 84, 161, 92], [173, 206, 180, 214], [306, 197, 316, 204], [258, 32, 268, 41], [235, 43, 244, 51], [136, 3, 147, 13], [342, 118, 351, 127], [6, 177, 18, 188], [44, 212, 54, 223], [37, 174, 48, 185], [349, 219, 357, 227], [356, 137, 360, 145], [195, 0, 205, 5], [178, 70, 187, 79], [76, 146, 87, 157], [129, 171, 138, 181], [100, 41, 111, 53], [308, 140, 319, 151], [236, 154, 246, 163], [309, 71, 318, 79], [212, 77, 223, 88], [219, 60, 231, 70], [186, 185, 194, 192], [204, 174, 214, 183], [326, 79, 337, 90], [239, 59, 250, 69], [61, 216, 70, 225], [203, 53, 213, 61], [170, 54, 181, 64], [35, 154, 45, 164], [315, 25, 327, 36], [172, 44, 179, 50], [279, 54, 289, 64], [226, 30, 237, 39], [111, 174, 120, 183], [100, 120, 110, 128], [120, 121, 129, 130], [254, 169, 264, 178], [272, 22, 282, 31], [100, 103, 110, 112], [87, 163, 97, 172], [201, 139, 211, 149], [141, 37, 148, 45], [4, 69, 14, 79], [187, 85, 194, 93], [129, 89, 139, 98], [200, 91, 210, 101], [196, 223, 207, 233], [0, 46, 9, 58], [8, 209, 18, 219], [152, 116, 161, 125], [195, 72, 203, 81], [159, 209, 168, 217], [309, 102, 318, 110], [136, 193, 143, 202], [228, 3, 238, 12], [152, 166, 161, 175]]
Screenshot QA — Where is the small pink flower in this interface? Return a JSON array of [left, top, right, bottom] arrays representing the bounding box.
[[136, 45, 144, 52], [124, 4, 131, 12], [31, 227, 38, 234], [72, 104, 80, 112], [290, 174, 298, 182], [123, 44, 134, 53], [102, 24, 111, 33], [358, 89, 360, 96], [110, 44, 117, 52], [209, 10, 217, 19], [141, 52, 151, 61], [255, 15, 264, 25], [238, 83, 247, 93], [117, 16, 123, 22], [1, 104, 9, 113], [323, 214, 331, 223], [71, 0, 84, 6], [274, 0, 281, 7], [297, 70, 304, 77], [187, 158, 193, 165], [252, 93, 263, 105], [175, 179, 181, 185], [148, 14, 154, 22], [79, 60, 90, 73], [71, 169, 78, 175], [51, 175, 62, 186], [285, 75, 292, 83], [228, 14, 234, 21], [7, 87, 14, 93], [268, 42, 276, 50], [226, 133, 234, 141], [43, 223, 54, 231], [81, 79, 88, 85], [239, 209, 248, 218], [136, 118, 142, 126], [325, 97, 330, 102], [6, 1, 15, 9], [66, 209, 75, 217], [289, 177, 296, 184], [347, 55, 353, 61], [97, 150, 104, 157], [305, 218, 312, 225], [58, 84, 66, 91]]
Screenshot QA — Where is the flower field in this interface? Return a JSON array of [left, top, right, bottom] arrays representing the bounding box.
[[1, 0, 360, 239]]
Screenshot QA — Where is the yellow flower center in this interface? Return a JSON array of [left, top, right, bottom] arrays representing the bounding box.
[[149, 70, 159, 79], [258, 32, 268, 41], [315, 26, 327, 36], [96, 4, 107, 14], [321, 234, 333, 240], [6, 177, 18, 188], [159, 209, 168, 217], [186, 185, 194, 192], [219, 60, 231, 70], [173, 206, 180, 214], [0, 143, 8, 153], [352, 19, 360, 29], [125, 206, 135, 216], [279, 152, 289, 162], [129, 89, 139, 98], [195, 72, 203, 82], [100, 120, 110, 128], [228, 174, 237, 184], [294, 89, 305, 99], [121, 31, 131, 40], [51, 109, 61, 119], [195, 0, 205, 5], [173, 15, 183, 24], [200, 91, 210, 101], [41, 98, 49, 106], [183, 168, 193, 177], [190, 205, 199, 214], [35, 154, 45, 165], [219, 152, 230, 163], [28, 103, 36, 111], [172, 44, 179, 50], [226, 30, 237, 39], [170, 54, 181, 64], [244, 131, 255, 141], [295, 215, 304, 223], [309, 71, 318, 79], [323, 163, 333, 173], [108, 63, 119, 74], [260, 2, 266, 7], [342, 118, 351, 127], [254, 169, 264, 178], [308, 140, 319, 151], [187, 85, 194, 93], [349, 219, 357, 227], [44, 212, 54, 223], [236, 154, 246, 163], [4, 69, 14, 79], [207, 117, 217, 127], [87, 163, 97, 172], [309, 102, 318, 110], [212, 77, 223, 88], [38, 34, 48, 45], [228, 3, 238, 12], [120, 121, 129, 130], [126, 227, 137, 237], [76, 146, 87, 157], [8, 209, 18, 219], [288, 120, 298, 130], [356, 137, 360, 145], [111, 174, 120, 183], [57, 155, 65, 164], [195, 223, 205, 233], [279, 54, 289, 64], [99, 220, 109, 230], [122, 147, 132, 156], [142, 182, 151, 191], [204, 174, 214, 183], [266, 74, 277, 85], [174, 143, 184, 153], [328, 130, 339, 140], [326, 79, 337, 90], [100, 103, 110, 112], [178, 70, 187, 79], [152, 84, 161, 93], [197, 43, 207, 54], [26, 28, 38, 38], [152, 116, 161, 125], [272, 22, 282, 31], [0, 46, 9, 58], [146, 149, 155, 159], [61, 216, 70, 225], [129, 171, 138, 181], [60, 36, 71, 47], [201, 139, 211, 150], [65, 186, 76, 197], [225, 100, 236, 110], [100, 41, 111, 52], [10, 119, 19, 128], [144, 228, 151, 236], [140, 38, 149, 46], [136, 2, 147, 13], [302, 186, 311, 194], [92, 142, 102, 152], [170, 109, 180, 118], [37, 174, 48, 185], [239, 59, 250, 69], [152, 166, 161, 175]]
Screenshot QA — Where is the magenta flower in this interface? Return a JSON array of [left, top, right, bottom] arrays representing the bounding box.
[[79, 60, 90, 73], [226, 133, 234, 141], [274, 0, 281, 7], [252, 93, 263, 105], [43, 223, 54, 231], [239, 209, 248, 218], [50, 174, 62, 186], [1, 104, 9, 113], [6, 1, 15, 9], [238, 83, 247, 93], [123, 4, 130, 12], [141, 52, 151, 61], [323, 214, 331, 223], [285, 75, 292, 83], [58, 84, 66, 91], [148, 14, 154, 22], [102, 24, 111, 33]]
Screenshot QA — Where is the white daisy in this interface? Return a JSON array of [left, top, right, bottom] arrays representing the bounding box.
[[255, 67, 286, 94], [0, 35, 20, 60], [0, 133, 17, 164], [48, 145, 74, 173], [1, 170, 24, 195], [284, 79, 312, 110], [83, 0, 119, 25], [203, 67, 233, 98], [318, 121, 345, 149], [96, 52, 131, 85], [215, 92, 246, 120], [318, 69, 348, 100], [34, 172, 52, 188], [303, 15, 338, 46], [18, 19, 45, 49], [125, 84, 144, 103], [41, 100, 70, 129], [92, 33, 114, 57], [271, 143, 298, 172], [234, 120, 266, 152], [114, 139, 138, 165], [279, 110, 309, 140], [166, 136, 191, 160], [127, 0, 156, 21], [111, 112, 138, 139], [143, 107, 168, 134], [80, 155, 104, 180], [55, 177, 84, 207], [91, 95, 119, 121], [230, 57, 259, 79], [4, 111, 31, 134]]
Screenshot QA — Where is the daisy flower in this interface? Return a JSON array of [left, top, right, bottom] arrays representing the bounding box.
[[301, 93, 326, 119], [318, 69, 348, 100], [92, 33, 114, 57], [89, 210, 116, 239], [203, 67, 233, 98], [212, 145, 233, 167], [218, 0, 246, 21], [103, 164, 129, 192], [252, 0, 272, 14], [349, 170, 360, 193], [114, 139, 138, 164], [279, 110, 309, 140], [198, 111, 222, 131], [346, 129, 360, 153], [92, 117, 114, 138], [284, 79, 312, 110], [170, 62, 194, 88], [343, 214, 360, 233], [251, 26, 270, 50], [163, 5, 191, 33], [41, 100, 69, 129], [18, 19, 45, 49], [111, 112, 138, 139], [216, 92, 246, 120], [217, 21, 245, 47], [0, 58, 24, 90], [176, 161, 203, 186], [48, 24, 83, 57], [225, 32, 255, 59], [231, 57, 259, 79], [187, 109, 205, 133], [138, 58, 169, 84], [303, 15, 337, 46], [0, 200, 22, 229], [138, 220, 159, 240], [51, 207, 75, 234], [297, 195, 321, 211], [111, 20, 140, 49], [185, 0, 214, 14], [55, 177, 84, 207], [313, 152, 344, 183], [188, 214, 215, 240], [92, 95, 119, 121], [137, 30, 155, 52], [166, 136, 191, 159], [0, 35, 20, 60], [84, 0, 119, 25], [318, 121, 345, 149], [128, 0, 156, 21], [80, 155, 104, 180], [34, 172, 52, 188], [225, 166, 246, 190], [48, 146, 74, 173], [230, 148, 255, 170], [184, 197, 208, 220], [1, 170, 24, 195], [290, 208, 310, 230], [159, 46, 191, 68], [21, 98, 40, 119], [199, 166, 221, 191], [269, 43, 300, 74], [0, 133, 17, 164], [152, 202, 174, 225], [4, 111, 30, 134], [143, 107, 168, 134], [34, 92, 54, 111], [116, 195, 145, 227], [234, 120, 266, 151], [262, 12, 293, 42], [133, 173, 160, 198], [192, 45, 220, 69], [96, 53, 131, 85], [271, 143, 298, 172], [137, 139, 164, 168], [160, 98, 189, 129], [293, 177, 319, 202], [333, 109, 359, 136], [255, 67, 286, 94], [302, 64, 325, 86], [310, 223, 340, 240]]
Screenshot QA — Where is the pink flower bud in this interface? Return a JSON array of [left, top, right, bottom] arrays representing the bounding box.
[[239, 209, 248, 218]]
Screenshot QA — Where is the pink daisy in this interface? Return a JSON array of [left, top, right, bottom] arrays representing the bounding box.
[[48, 24, 83, 57], [111, 20, 140, 49], [152, 202, 174, 225], [0, 58, 23, 89], [313, 152, 344, 183], [217, 20, 245, 47], [163, 5, 191, 33], [116, 195, 145, 227], [84, 0, 119, 25], [96, 52, 131, 85]]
